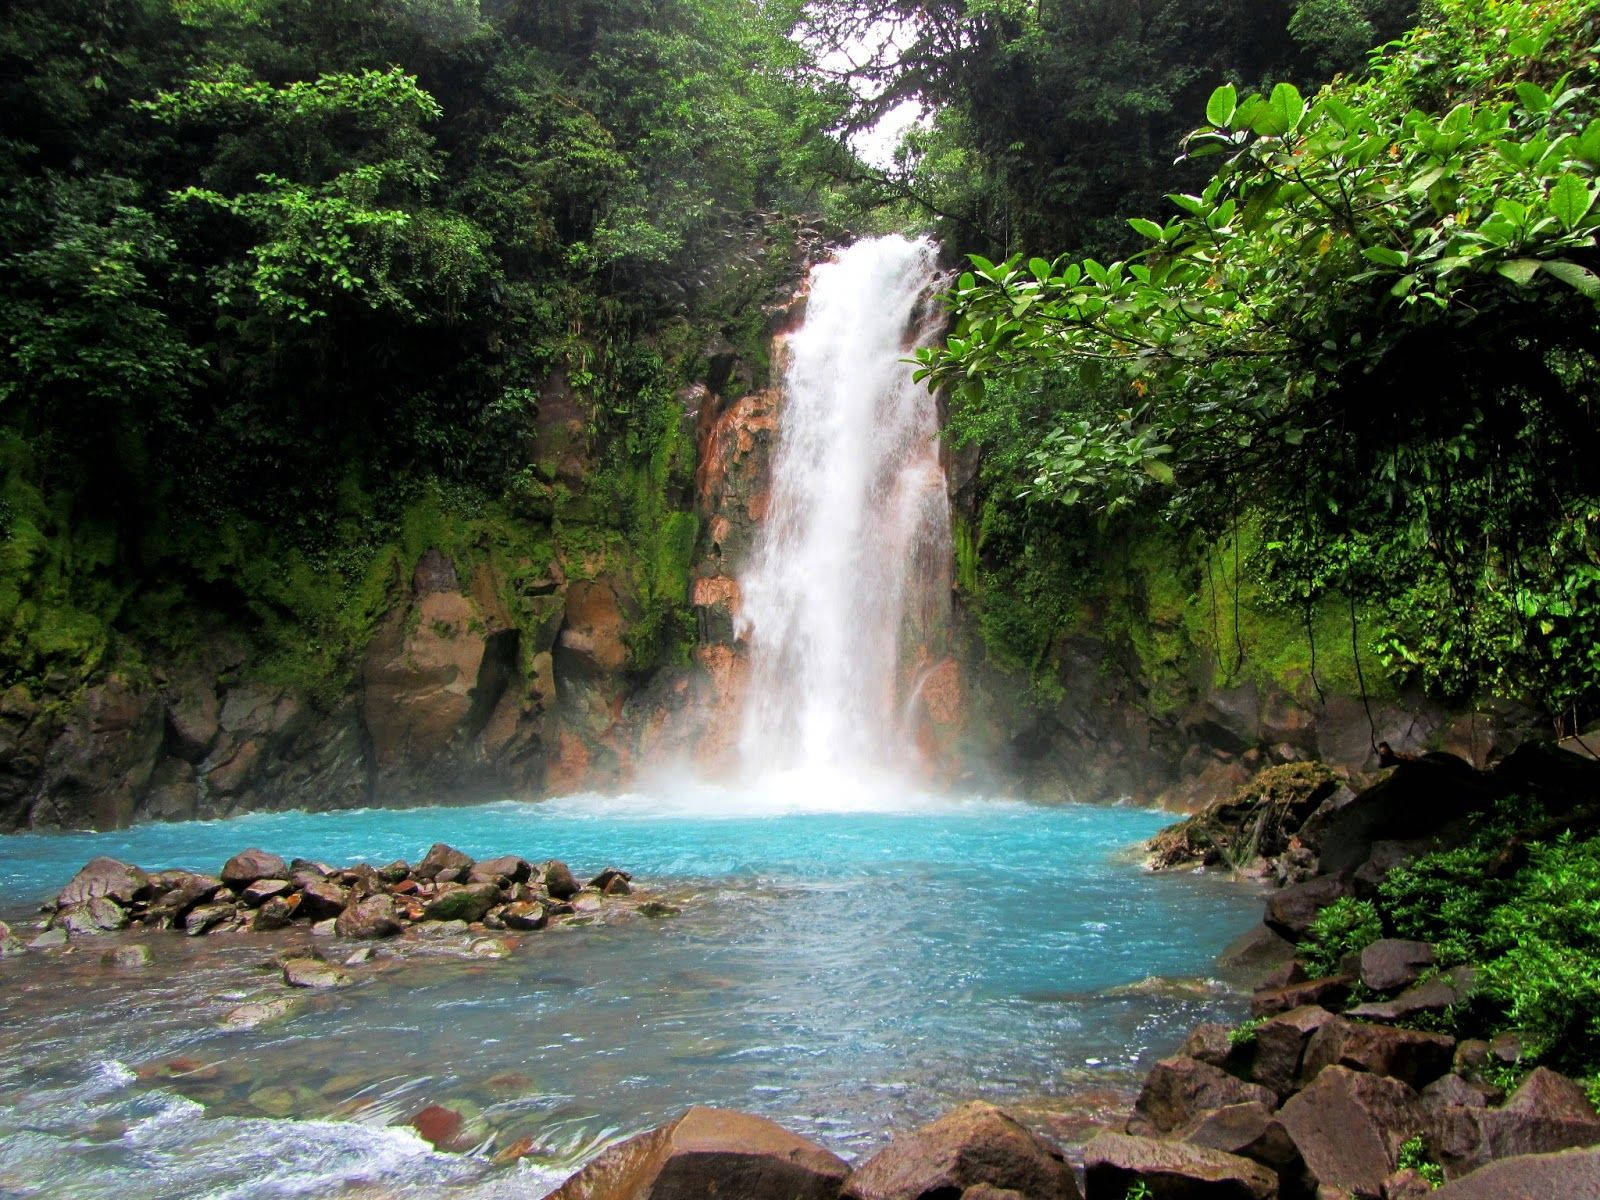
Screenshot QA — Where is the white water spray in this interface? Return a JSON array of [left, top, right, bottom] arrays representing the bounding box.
[[736, 235, 951, 781]]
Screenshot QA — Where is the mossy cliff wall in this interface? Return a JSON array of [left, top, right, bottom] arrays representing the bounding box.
[[946, 495, 1541, 808], [0, 224, 829, 831]]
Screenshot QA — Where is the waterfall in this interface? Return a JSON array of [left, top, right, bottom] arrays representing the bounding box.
[[735, 235, 951, 780]]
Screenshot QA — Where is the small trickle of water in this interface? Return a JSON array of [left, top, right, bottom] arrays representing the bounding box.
[[737, 235, 950, 776]]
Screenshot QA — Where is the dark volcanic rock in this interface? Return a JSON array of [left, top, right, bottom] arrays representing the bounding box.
[[1276, 1066, 1427, 1196], [1130, 1056, 1276, 1137], [1263, 874, 1352, 941], [240, 878, 292, 907], [1082, 1131, 1277, 1199], [1300, 1017, 1455, 1090], [1181, 1024, 1240, 1069], [547, 1106, 849, 1200], [502, 900, 548, 930], [335, 894, 401, 940], [297, 879, 349, 919], [184, 903, 236, 936], [844, 1101, 1080, 1200], [544, 859, 581, 900], [470, 855, 531, 884], [1346, 967, 1474, 1023], [1314, 757, 1492, 875], [56, 857, 151, 908], [253, 894, 299, 930], [220, 849, 289, 888], [146, 872, 224, 924]]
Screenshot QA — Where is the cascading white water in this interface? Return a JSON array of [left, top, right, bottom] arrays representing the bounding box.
[[736, 235, 951, 779]]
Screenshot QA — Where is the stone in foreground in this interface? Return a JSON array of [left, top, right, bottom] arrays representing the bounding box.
[[1130, 1056, 1276, 1136], [282, 957, 351, 989], [56, 856, 151, 908], [1429, 1146, 1600, 1198], [843, 1100, 1081, 1200], [546, 1106, 848, 1200], [1082, 1131, 1277, 1200], [1276, 1065, 1425, 1196], [335, 894, 402, 940]]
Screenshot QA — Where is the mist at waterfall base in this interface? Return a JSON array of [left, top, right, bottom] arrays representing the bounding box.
[[0, 238, 1265, 1200]]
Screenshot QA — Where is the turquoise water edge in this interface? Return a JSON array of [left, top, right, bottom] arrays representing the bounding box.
[[0, 790, 1262, 1199]]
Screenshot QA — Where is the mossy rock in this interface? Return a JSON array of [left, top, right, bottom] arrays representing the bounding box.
[[1150, 761, 1343, 870]]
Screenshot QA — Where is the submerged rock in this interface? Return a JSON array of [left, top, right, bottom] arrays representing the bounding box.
[[221, 995, 301, 1030], [282, 957, 351, 989], [548, 1106, 849, 1200], [101, 944, 152, 969]]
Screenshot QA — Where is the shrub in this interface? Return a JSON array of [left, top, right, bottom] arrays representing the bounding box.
[[1299, 897, 1382, 979]]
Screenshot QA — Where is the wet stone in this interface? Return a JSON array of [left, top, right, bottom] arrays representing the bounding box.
[[283, 957, 351, 989], [101, 944, 152, 969]]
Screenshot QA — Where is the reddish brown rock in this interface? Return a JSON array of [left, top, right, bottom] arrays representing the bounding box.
[[1082, 1132, 1276, 1200], [1357, 941, 1435, 993], [410, 1103, 476, 1153], [422, 882, 501, 923], [1131, 1056, 1276, 1136], [502, 901, 548, 931], [1430, 1067, 1600, 1178], [1250, 976, 1354, 1018], [416, 843, 475, 880], [844, 1102, 1080, 1200], [1181, 1024, 1239, 1069], [546, 1106, 849, 1200], [1178, 1102, 1303, 1176], [1249, 1005, 1338, 1097], [220, 849, 289, 887], [56, 857, 152, 908], [1300, 1017, 1455, 1090], [470, 855, 532, 884], [1277, 1066, 1427, 1197], [1428, 1146, 1600, 1198], [253, 894, 299, 930], [335, 894, 402, 940], [240, 878, 292, 907]]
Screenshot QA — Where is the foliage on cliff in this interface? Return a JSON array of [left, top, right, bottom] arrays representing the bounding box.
[[922, 0, 1600, 723], [0, 0, 837, 696]]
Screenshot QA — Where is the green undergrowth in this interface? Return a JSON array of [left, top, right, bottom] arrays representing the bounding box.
[[1297, 798, 1600, 1090]]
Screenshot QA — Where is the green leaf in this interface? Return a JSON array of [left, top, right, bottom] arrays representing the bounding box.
[[1270, 82, 1305, 127], [1541, 259, 1600, 297], [1142, 459, 1175, 484], [1515, 82, 1551, 114], [1128, 217, 1165, 241], [1549, 174, 1594, 232], [1206, 84, 1238, 128], [1496, 258, 1542, 286]]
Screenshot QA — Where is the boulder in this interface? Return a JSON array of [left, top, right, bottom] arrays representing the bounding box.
[[843, 1101, 1080, 1200], [544, 860, 581, 900], [240, 878, 292, 907], [29, 928, 67, 949], [409, 1102, 483, 1153], [591, 866, 633, 891], [1250, 976, 1354, 1018], [1177, 1102, 1303, 1175], [1357, 941, 1435, 993], [283, 957, 351, 989], [1249, 1005, 1338, 1097], [416, 843, 475, 880], [1082, 1132, 1276, 1200], [146, 871, 224, 924], [297, 879, 349, 919], [1300, 1018, 1454, 1090], [1181, 1024, 1239, 1069], [1313, 758, 1493, 876], [220, 849, 289, 888], [1277, 1066, 1427, 1196], [1428, 1146, 1600, 1199], [546, 1106, 849, 1200], [1345, 968, 1473, 1024], [335, 894, 402, 940], [253, 894, 300, 930], [422, 882, 501, 923], [502, 901, 549, 931], [1264, 875, 1352, 941], [377, 859, 411, 883], [1420, 1075, 1497, 1111], [470, 855, 531, 884], [1131, 1057, 1277, 1136], [56, 857, 151, 908], [184, 903, 236, 936], [55, 896, 128, 934], [1429, 1067, 1600, 1178]]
